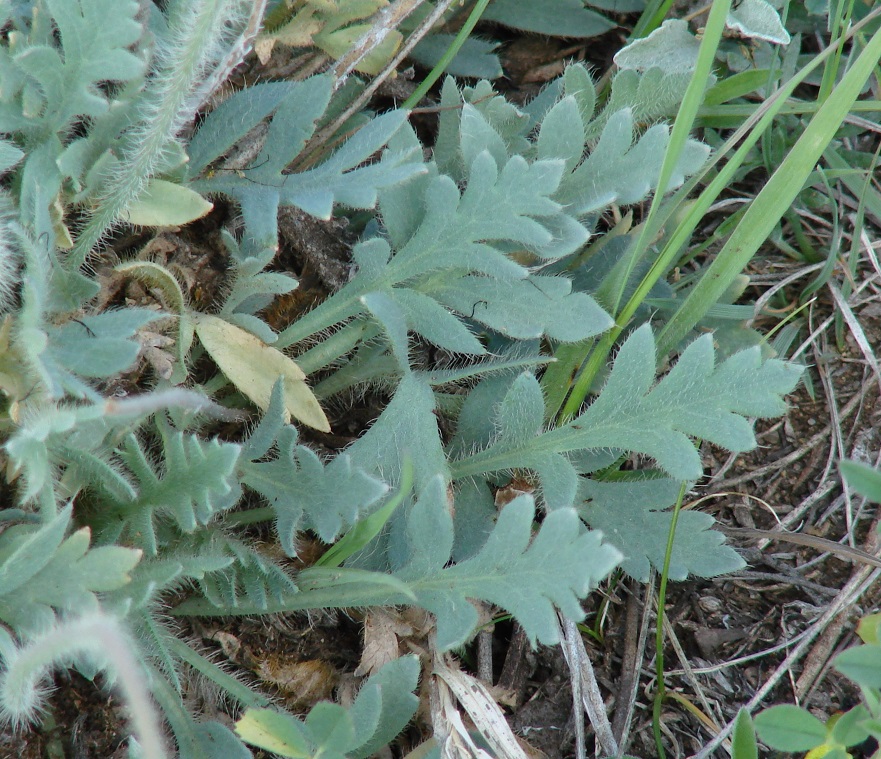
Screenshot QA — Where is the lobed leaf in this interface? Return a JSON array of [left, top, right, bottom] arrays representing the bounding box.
[[191, 77, 425, 249], [243, 428, 389, 555], [399, 480, 621, 649], [14, 0, 144, 132], [454, 325, 803, 488], [579, 477, 745, 581], [0, 508, 141, 636], [115, 424, 241, 555]]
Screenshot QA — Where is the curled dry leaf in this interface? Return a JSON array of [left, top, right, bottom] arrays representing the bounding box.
[[355, 608, 413, 677], [138, 330, 176, 380], [255, 655, 338, 710], [193, 312, 330, 431]]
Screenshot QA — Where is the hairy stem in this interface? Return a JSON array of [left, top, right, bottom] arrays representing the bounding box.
[[69, 0, 248, 268]]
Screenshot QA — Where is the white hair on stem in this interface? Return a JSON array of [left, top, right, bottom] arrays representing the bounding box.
[[69, 0, 253, 269], [0, 613, 167, 759]]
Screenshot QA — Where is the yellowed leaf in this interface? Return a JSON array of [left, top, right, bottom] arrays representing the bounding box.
[[254, 37, 275, 64], [193, 313, 330, 431], [236, 708, 311, 758], [124, 179, 213, 226]]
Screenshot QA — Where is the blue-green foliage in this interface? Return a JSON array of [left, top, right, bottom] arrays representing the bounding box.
[[188, 76, 426, 251], [239, 382, 389, 554], [0, 507, 140, 637], [0, 2, 803, 756]]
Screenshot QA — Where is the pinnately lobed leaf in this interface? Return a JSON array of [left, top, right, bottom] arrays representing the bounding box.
[[454, 325, 803, 489], [398, 478, 622, 649]]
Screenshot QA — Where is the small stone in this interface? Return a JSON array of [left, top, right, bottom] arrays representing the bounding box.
[[698, 596, 723, 613]]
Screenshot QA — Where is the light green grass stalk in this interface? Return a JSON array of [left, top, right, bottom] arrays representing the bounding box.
[[657, 13, 881, 356], [550, 0, 731, 420], [552, 5, 881, 419]]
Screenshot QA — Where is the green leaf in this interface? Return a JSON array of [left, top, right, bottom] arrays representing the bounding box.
[[409, 35, 502, 80], [316, 462, 409, 569], [399, 479, 621, 649], [123, 179, 213, 226], [830, 705, 871, 748], [347, 374, 449, 492], [391, 287, 485, 355], [192, 532, 298, 611], [754, 705, 827, 752], [192, 81, 425, 248], [579, 477, 745, 580], [0, 506, 72, 594], [0, 520, 141, 636], [45, 308, 162, 379], [731, 709, 758, 759], [361, 291, 411, 368], [0, 139, 24, 173], [613, 19, 702, 73], [483, 0, 615, 38], [190, 721, 252, 759], [538, 96, 587, 173], [16, 0, 144, 131], [834, 645, 881, 689], [242, 427, 389, 554], [238, 380, 387, 556], [558, 107, 710, 214], [348, 655, 420, 759], [727, 0, 790, 45], [431, 274, 612, 342], [454, 325, 803, 485], [586, 67, 696, 141], [188, 79, 326, 177], [116, 424, 241, 554], [840, 459, 881, 502]]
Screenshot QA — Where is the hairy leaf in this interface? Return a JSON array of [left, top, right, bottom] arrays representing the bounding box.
[[239, 381, 388, 556], [397, 478, 620, 649], [277, 109, 610, 357], [45, 308, 161, 381], [579, 477, 745, 580], [191, 76, 425, 249], [115, 424, 241, 554], [0, 507, 141, 636], [453, 325, 803, 488], [243, 428, 389, 555], [557, 107, 710, 214], [13, 0, 144, 132], [194, 533, 299, 611], [346, 374, 449, 492], [179, 483, 621, 651]]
